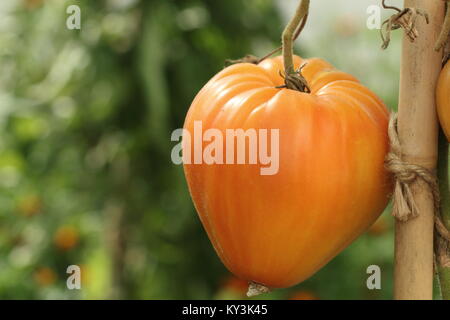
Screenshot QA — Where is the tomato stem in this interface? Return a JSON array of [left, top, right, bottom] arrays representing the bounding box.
[[382, 0, 402, 13], [256, 13, 309, 64], [281, 0, 310, 92], [225, 5, 309, 67]]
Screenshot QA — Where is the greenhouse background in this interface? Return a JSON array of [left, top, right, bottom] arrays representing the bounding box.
[[0, 0, 407, 299]]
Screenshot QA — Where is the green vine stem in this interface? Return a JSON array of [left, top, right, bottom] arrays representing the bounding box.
[[281, 0, 310, 92], [437, 131, 450, 300]]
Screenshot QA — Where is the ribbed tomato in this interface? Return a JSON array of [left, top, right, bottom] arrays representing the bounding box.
[[183, 55, 391, 289], [437, 60, 450, 141]]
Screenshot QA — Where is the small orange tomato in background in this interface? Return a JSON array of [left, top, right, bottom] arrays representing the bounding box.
[[215, 275, 249, 299], [437, 60, 450, 141], [54, 226, 79, 251], [183, 56, 391, 289], [16, 194, 42, 217], [33, 267, 57, 287]]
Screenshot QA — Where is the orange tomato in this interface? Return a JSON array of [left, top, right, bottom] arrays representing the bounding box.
[[367, 216, 389, 236], [437, 60, 450, 141], [183, 55, 391, 289]]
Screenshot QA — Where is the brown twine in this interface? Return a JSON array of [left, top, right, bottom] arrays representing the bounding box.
[[385, 113, 450, 269], [385, 113, 439, 221], [380, 5, 429, 50]]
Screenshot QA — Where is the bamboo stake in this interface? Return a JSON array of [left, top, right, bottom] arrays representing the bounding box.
[[394, 0, 444, 300]]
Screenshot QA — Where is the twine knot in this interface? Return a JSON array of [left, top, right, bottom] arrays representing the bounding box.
[[387, 158, 422, 184], [385, 113, 439, 222], [385, 113, 450, 270]]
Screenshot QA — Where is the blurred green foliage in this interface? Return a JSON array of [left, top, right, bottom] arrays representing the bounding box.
[[0, 0, 396, 299]]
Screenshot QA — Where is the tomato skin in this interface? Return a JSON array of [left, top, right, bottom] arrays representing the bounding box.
[[437, 61, 450, 141], [183, 56, 391, 288]]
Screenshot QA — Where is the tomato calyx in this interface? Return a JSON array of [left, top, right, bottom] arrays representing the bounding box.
[[278, 64, 310, 93]]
